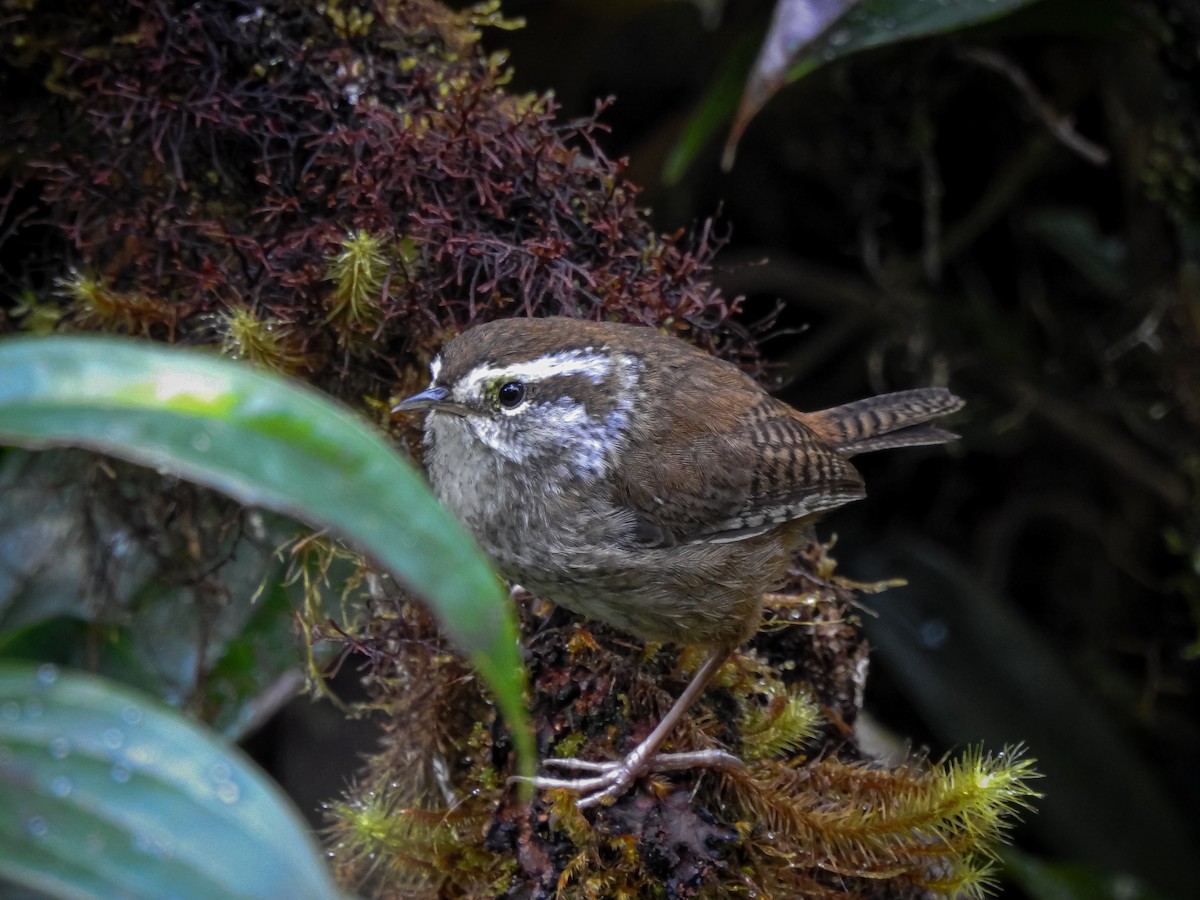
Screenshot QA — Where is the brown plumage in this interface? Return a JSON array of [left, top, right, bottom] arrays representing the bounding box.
[[397, 316, 964, 806], [405, 317, 965, 646], [805, 389, 965, 455]]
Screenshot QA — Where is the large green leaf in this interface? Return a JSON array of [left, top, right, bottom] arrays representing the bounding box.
[[0, 335, 532, 773], [0, 661, 349, 898]]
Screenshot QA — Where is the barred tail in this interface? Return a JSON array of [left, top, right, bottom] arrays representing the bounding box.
[[804, 388, 965, 456]]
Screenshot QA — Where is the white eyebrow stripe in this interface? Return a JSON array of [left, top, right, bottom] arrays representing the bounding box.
[[429, 354, 443, 383], [457, 349, 612, 399]]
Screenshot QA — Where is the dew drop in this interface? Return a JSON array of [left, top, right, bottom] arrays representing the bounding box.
[[121, 704, 143, 726], [209, 761, 232, 783], [51, 775, 72, 797], [36, 663, 59, 686], [920, 618, 950, 649], [235, 7, 265, 27], [216, 782, 240, 804], [110, 530, 132, 559], [134, 826, 174, 859], [246, 511, 266, 540], [23, 699, 43, 719], [190, 432, 212, 452], [1112, 874, 1141, 899], [111, 764, 131, 784], [102, 728, 124, 750], [49, 737, 70, 760], [26, 816, 49, 838]]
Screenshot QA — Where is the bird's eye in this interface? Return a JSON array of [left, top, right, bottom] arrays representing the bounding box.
[[496, 380, 526, 409]]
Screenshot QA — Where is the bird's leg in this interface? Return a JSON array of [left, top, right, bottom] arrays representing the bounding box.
[[513, 646, 744, 809]]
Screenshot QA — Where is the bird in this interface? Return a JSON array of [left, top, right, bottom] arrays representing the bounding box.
[[394, 316, 963, 808]]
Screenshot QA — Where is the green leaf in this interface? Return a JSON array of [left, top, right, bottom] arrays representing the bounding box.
[[0, 662, 348, 899], [668, 0, 1044, 182], [204, 577, 306, 740], [0, 465, 310, 734], [1003, 846, 1163, 900], [0, 617, 160, 697], [805, 0, 1045, 62], [723, 0, 858, 170], [664, 30, 760, 185], [1023, 208, 1128, 298], [0, 335, 532, 777]]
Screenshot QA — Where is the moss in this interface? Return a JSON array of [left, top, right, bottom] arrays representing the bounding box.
[[721, 744, 1040, 898], [324, 231, 392, 329], [1, 0, 746, 384], [736, 676, 822, 762], [217, 305, 306, 372], [339, 539, 1036, 899]]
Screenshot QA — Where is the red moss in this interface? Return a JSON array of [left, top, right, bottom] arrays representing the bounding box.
[[0, 0, 747, 392]]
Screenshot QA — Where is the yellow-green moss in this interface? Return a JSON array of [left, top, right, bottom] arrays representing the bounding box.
[[217, 305, 305, 372]]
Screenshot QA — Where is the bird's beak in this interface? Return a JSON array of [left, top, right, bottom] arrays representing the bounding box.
[[392, 386, 469, 417]]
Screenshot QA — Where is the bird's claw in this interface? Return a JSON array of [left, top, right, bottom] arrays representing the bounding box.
[[510, 749, 745, 809]]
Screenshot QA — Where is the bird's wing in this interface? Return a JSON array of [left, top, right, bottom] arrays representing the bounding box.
[[612, 360, 864, 547]]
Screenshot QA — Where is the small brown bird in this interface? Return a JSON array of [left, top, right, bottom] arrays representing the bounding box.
[[396, 317, 963, 807]]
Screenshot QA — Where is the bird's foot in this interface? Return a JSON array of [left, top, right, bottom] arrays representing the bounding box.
[[512, 749, 744, 809]]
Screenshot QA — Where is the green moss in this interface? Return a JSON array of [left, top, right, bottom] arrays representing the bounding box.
[[325, 231, 391, 328], [737, 679, 822, 762]]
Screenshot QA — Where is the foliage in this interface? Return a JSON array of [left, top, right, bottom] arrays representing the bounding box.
[[701, 0, 1049, 178], [0, 335, 529, 763], [0, 335, 540, 895], [0, 662, 351, 899]]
